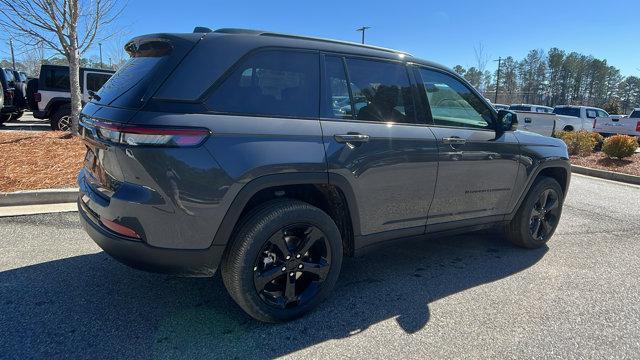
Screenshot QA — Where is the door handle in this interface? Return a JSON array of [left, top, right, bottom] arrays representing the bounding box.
[[441, 137, 466, 145], [334, 133, 370, 144]]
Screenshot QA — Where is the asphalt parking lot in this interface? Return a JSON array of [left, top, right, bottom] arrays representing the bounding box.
[[1, 174, 639, 359]]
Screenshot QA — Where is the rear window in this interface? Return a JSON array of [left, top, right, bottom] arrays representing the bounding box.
[[509, 105, 531, 111], [631, 110, 640, 118], [86, 72, 112, 92], [5, 69, 15, 83], [92, 39, 175, 109], [93, 57, 162, 107], [205, 50, 319, 118], [44, 68, 70, 91], [553, 107, 580, 117]]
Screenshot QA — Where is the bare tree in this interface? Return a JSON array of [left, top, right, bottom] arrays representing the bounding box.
[[107, 31, 130, 70], [0, 0, 124, 132], [473, 43, 490, 91]]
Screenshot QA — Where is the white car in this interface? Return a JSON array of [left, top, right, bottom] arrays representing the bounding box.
[[593, 108, 640, 137], [508, 104, 559, 137], [552, 105, 608, 132], [509, 104, 554, 113]]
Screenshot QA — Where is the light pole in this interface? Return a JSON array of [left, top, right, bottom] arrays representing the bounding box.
[[494, 57, 502, 104], [356, 26, 371, 44], [9, 38, 16, 71], [99, 43, 103, 69]]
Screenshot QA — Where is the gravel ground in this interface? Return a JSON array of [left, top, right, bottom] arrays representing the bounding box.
[[0, 174, 639, 359], [571, 152, 640, 177], [0, 113, 83, 192]]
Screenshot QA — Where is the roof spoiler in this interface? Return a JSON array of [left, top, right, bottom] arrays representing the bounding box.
[[193, 26, 213, 33]]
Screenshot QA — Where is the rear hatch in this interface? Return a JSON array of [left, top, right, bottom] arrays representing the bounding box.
[[79, 33, 205, 197]]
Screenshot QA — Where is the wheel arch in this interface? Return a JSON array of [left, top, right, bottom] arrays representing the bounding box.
[[46, 98, 71, 118], [507, 160, 571, 220], [211, 173, 360, 257]]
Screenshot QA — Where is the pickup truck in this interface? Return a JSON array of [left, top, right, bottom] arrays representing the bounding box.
[[593, 109, 640, 137], [507, 105, 606, 137], [552, 105, 608, 132]]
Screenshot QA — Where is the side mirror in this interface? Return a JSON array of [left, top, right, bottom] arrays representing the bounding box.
[[497, 109, 518, 132]]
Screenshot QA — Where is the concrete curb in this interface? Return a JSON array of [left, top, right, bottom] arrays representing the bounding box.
[[0, 188, 79, 207], [571, 165, 640, 185]]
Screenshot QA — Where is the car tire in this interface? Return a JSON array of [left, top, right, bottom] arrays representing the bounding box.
[[222, 199, 343, 323], [50, 105, 72, 131], [505, 176, 564, 249]]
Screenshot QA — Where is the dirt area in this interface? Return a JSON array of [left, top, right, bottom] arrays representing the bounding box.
[[0, 131, 85, 192], [571, 151, 640, 177]]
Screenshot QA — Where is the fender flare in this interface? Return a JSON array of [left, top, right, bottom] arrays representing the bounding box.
[[210, 172, 361, 246], [506, 158, 571, 220], [45, 97, 71, 117]]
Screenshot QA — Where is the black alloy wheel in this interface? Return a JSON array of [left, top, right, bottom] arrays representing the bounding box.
[[253, 223, 331, 309], [222, 199, 343, 322], [529, 188, 561, 242], [505, 176, 564, 249]]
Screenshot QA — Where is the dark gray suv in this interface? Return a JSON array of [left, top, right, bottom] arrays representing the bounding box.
[[78, 28, 570, 322]]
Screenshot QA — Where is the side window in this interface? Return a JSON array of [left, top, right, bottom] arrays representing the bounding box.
[[86, 73, 112, 92], [45, 68, 70, 91], [586, 109, 598, 118], [418, 68, 493, 129], [596, 109, 608, 118], [344, 58, 417, 123], [206, 50, 319, 118], [322, 56, 352, 119]]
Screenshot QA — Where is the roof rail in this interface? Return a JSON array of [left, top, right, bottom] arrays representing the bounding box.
[[212, 28, 411, 56]]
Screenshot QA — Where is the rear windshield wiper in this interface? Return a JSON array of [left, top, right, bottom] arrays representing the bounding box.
[[88, 90, 101, 101]]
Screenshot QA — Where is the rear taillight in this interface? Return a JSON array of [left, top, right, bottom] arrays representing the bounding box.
[[34, 92, 41, 102], [636, 121, 640, 132], [92, 121, 210, 147]]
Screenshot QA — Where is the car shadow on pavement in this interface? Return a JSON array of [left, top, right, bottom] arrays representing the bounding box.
[[0, 233, 546, 359]]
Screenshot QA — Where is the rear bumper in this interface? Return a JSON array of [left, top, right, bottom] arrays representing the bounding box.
[[79, 199, 225, 277]]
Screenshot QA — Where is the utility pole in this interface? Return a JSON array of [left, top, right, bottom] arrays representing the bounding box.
[[99, 43, 103, 69], [494, 57, 502, 104], [356, 26, 371, 44], [9, 38, 16, 70], [109, 57, 112, 69]]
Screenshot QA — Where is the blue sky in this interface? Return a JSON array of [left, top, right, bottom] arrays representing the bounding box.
[[4, 0, 640, 76]]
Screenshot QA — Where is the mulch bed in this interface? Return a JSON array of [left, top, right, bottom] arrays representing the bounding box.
[[570, 152, 640, 177], [0, 131, 85, 192]]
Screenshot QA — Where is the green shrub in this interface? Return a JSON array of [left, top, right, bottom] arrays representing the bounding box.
[[602, 135, 638, 159], [555, 130, 597, 156]]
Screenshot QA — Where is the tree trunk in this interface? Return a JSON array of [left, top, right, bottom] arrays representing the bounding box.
[[68, 22, 82, 134]]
